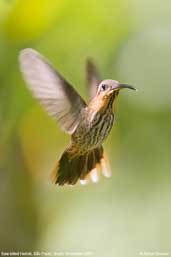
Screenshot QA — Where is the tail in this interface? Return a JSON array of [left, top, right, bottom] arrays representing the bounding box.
[[50, 146, 111, 186]]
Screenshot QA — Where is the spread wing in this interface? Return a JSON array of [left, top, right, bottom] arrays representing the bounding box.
[[86, 58, 101, 99], [19, 48, 87, 134]]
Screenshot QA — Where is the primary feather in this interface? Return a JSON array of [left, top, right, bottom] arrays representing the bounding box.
[[19, 48, 87, 134], [86, 58, 101, 99]]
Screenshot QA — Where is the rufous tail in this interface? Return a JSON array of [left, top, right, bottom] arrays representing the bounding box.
[[50, 146, 111, 186]]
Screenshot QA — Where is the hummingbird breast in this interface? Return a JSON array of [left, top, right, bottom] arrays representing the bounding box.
[[72, 108, 114, 152]]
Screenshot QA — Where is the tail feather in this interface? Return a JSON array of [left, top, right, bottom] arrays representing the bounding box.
[[50, 145, 111, 186], [101, 152, 112, 178]]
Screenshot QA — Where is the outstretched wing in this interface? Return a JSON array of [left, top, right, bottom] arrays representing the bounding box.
[[19, 48, 87, 134], [86, 58, 101, 99]]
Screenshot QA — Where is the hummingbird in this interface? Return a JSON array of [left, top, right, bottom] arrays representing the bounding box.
[[19, 48, 136, 186]]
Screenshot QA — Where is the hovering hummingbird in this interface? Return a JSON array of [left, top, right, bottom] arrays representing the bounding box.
[[19, 48, 136, 186]]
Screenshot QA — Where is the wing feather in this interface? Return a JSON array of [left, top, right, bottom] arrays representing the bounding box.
[[19, 48, 87, 134], [86, 58, 101, 99]]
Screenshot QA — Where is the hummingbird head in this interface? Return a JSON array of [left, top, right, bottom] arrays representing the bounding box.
[[90, 79, 136, 112], [97, 79, 136, 97]]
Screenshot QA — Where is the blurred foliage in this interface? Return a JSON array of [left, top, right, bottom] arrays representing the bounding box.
[[0, 0, 171, 256], [3, 0, 64, 43]]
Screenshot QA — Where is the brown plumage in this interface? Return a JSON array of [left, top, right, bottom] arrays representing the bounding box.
[[19, 48, 136, 186]]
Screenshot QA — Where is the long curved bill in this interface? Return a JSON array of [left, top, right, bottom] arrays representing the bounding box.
[[114, 83, 137, 91]]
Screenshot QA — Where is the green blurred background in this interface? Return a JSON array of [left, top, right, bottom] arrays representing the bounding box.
[[0, 0, 171, 256]]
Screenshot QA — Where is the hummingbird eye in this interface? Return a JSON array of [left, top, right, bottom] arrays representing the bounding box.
[[101, 84, 107, 91]]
